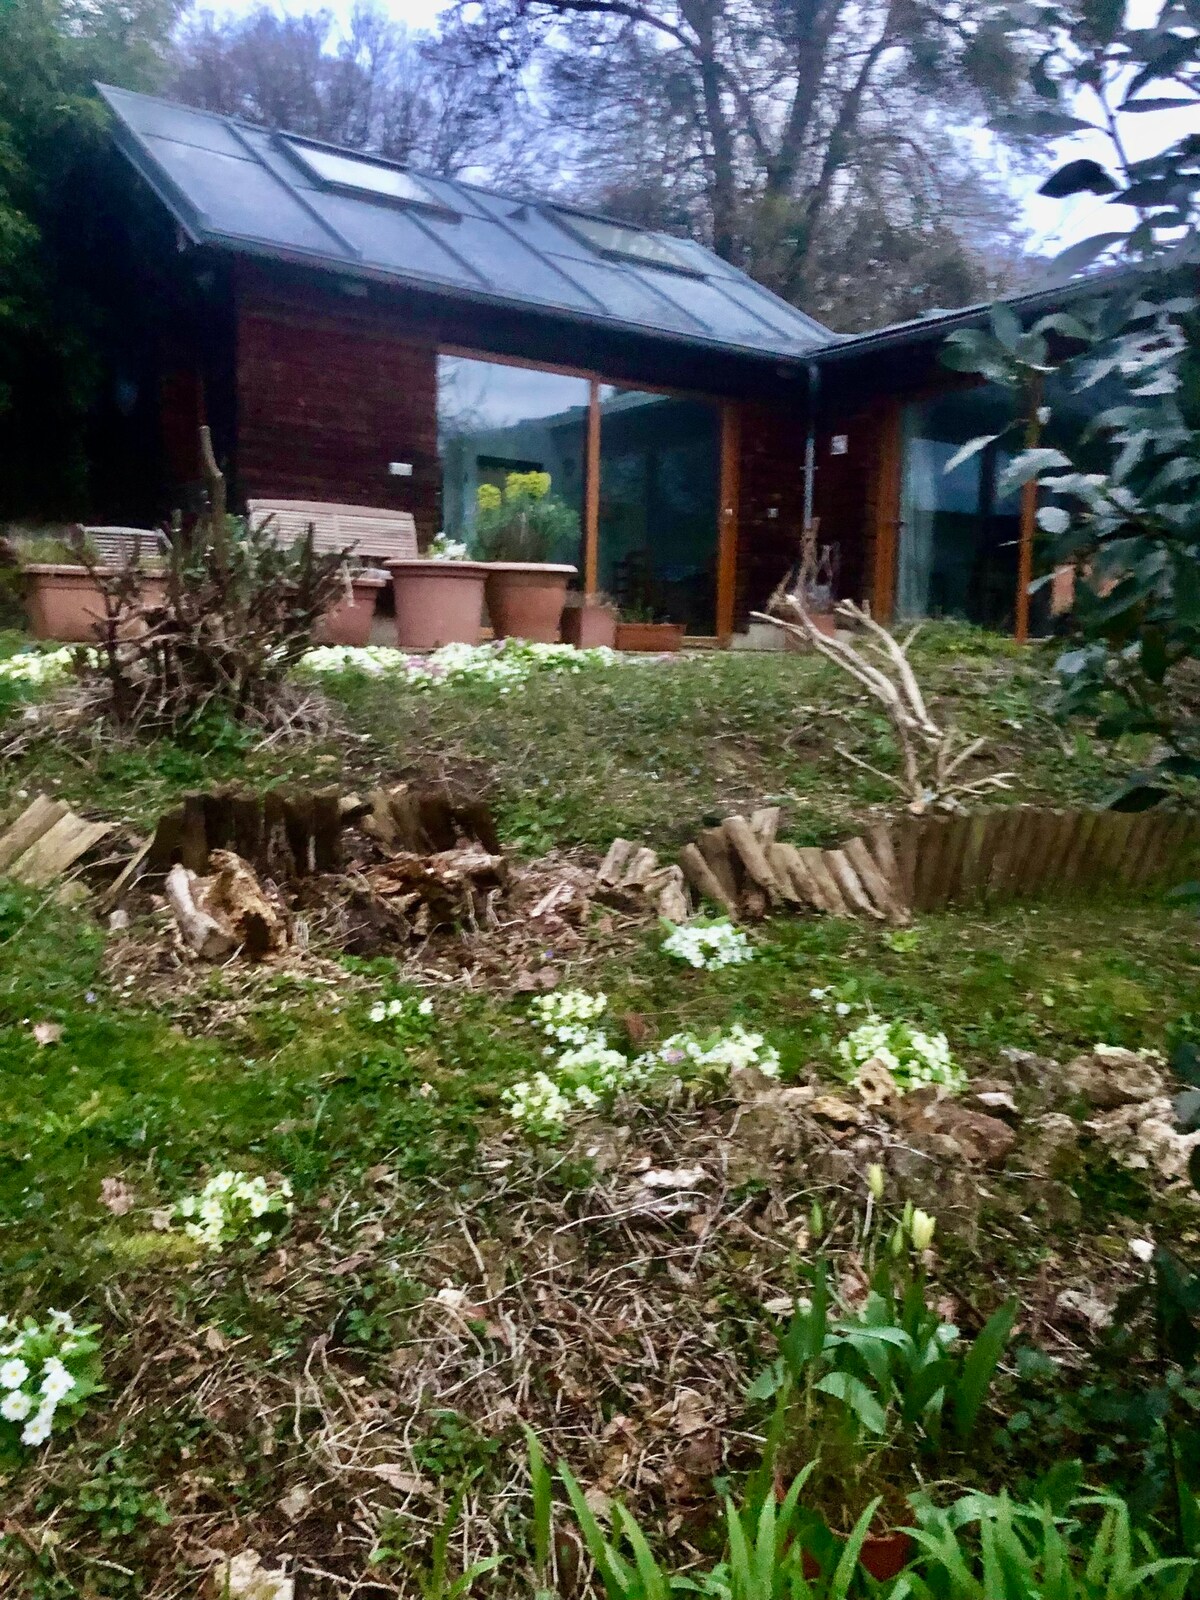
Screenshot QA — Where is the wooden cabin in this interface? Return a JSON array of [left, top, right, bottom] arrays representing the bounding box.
[[88, 83, 1101, 640]]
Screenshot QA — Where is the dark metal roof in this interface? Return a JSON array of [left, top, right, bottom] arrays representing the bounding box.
[[809, 265, 1142, 364], [100, 84, 833, 363]]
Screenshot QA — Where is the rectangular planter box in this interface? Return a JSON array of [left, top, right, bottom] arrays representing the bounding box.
[[614, 621, 686, 653], [562, 602, 618, 649]]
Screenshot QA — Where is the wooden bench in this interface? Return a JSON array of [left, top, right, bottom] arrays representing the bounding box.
[[80, 526, 168, 568], [246, 499, 418, 564]]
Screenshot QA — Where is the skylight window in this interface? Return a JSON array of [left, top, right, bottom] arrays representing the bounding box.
[[552, 211, 701, 275], [285, 139, 439, 210]]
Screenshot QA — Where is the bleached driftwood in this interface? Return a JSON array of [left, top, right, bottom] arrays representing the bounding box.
[[751, 597, 1012, 813]]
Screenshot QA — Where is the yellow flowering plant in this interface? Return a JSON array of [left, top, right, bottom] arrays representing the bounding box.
[[471, 471, 579, 564]]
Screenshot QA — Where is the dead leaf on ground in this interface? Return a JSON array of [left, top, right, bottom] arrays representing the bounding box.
[[99, 1176, 136, 1215], [32, 1021, 63, 1047], [365, 1464, 432, 1495]]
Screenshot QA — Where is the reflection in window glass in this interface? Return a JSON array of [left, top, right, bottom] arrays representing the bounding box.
[[598, 388, 720, 634], [438, 355, 588, 562], [897, 389, 1026, 631]]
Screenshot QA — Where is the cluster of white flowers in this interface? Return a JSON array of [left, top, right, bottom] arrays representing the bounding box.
[[1094, 1042, 1166, 1065], [528, 988, 610, 1048], [175, 1170, 294, 1250], [0, 647, 93, 687], [637, 1023, 780, 1078], [299, 638, 625, 691], [506, 1001, 781, 1138], [428, 532, 472, 561], [661, 920, 755, 971], [368, 995, 434, 1025], [0, 1310, 99, 1449], [837, 1017, 965, 1093]]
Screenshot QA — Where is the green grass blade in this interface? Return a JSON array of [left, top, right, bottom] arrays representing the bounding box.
[[524, 1426, 553, 1591]]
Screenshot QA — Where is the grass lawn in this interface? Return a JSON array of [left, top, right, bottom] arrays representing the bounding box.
[[0, 626, 1197, 1596]]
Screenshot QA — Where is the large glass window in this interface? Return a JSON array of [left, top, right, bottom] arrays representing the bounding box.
[[897, 389, 1022, 630], [597, 388, 720, 634], [438, 355, 588, 562]]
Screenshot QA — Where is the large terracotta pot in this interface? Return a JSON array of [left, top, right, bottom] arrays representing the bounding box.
[[24, 564, 168, 642], [316, 573, 387, 647], [561, 601, 618, 650], [389, 559, 487, 650], [614, 620, 686, 653], [484, 563, 577, 643]]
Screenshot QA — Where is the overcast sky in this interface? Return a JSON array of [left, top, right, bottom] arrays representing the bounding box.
[[203, 0, 1197, 254]]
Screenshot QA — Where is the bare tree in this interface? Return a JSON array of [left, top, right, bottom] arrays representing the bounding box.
[[170, 4, 524, 178], [445, 0, 1042, 320]]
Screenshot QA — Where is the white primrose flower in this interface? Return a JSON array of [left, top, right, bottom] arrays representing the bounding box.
[[21, 1414, 52, 1447], [0, 1359, 29, 1391], [1, 1389, 32, 1422], [298, 638, 629, 690], [661, 921, 754, 971]]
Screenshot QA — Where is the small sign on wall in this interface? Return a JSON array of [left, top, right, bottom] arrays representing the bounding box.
[[830, 434, 849, 456]]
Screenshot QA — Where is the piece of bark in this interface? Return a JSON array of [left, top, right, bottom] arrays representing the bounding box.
[[598, 838, 636, 887], [825, 849, 884, 919], [338, 792, 370, 823], [147, 805, 185, 873], [764, 843, 803, 904], [750, 807, 782, 846], [282, 789, 315, 876], [0, 796, 69, 873], [202, 790, 235, 855], [417, 789, 458, 853], [866, 823, 906, 913], [797, 848, 849, 915], [311, 787, 342, 873], [843, 836, 908, 923], [230, 792, 265, 866], [695, 827, 741, 905], [723, 815, 783, 899], [388, 787, 428, 853], [645, 864, 690, 923], [620, 846, 660, 890], [773, 843, 826, 910], [8, 815, 112, 888], [165, 864, 236, 960], [179, 792, 209, 875], [200, 850, 287, 958], [453, 796, 501, 854], [678, 843, 738, 915], [362, 788, 399, 850]]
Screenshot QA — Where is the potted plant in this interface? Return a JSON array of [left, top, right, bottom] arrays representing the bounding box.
[[748, 1199, 1016, 1582], [560, 590, 618, 650], [315, 565, 389, 647], [18, 531, 167, 642], [472, 473, 578, 643], [613, 601, 686, 653], [389, 532, 488, 650]]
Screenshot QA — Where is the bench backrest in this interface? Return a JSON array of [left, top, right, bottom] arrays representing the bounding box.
[[81, 526, 168, 568], [247, 499, 418, 562]]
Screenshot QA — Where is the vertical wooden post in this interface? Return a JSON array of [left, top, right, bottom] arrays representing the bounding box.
[[717, 403, 740, 641], [871, 400, 903, 622], [584, 379, 601, 596]]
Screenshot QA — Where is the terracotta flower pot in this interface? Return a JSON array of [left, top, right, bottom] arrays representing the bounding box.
[[561, 601, 618, 650], [801, 1530, 913, 1583], [389, 559, 487, 650], [614, 620, 686, 653], [23, 564, 167, 642], [315, 573, 387, 647], [484, 563, 577, 643]]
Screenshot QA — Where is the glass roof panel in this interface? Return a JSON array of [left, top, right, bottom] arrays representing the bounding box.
[[286, 140, 443, 210], [553, 211, 700, 275]]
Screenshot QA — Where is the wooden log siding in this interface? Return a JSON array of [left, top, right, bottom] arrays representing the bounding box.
[[234, 266, 440, 540]]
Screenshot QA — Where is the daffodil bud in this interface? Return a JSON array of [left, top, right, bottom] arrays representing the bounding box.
[[866, 1164, 885, 1202], [810, 1199, 825, 1239], [909, 1209, 936, 1253]]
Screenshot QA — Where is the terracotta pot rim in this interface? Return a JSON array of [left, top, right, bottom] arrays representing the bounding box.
[[484, 562, 578, 575], [23, 562, 116, 577], [388, 559, 490, 577]]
